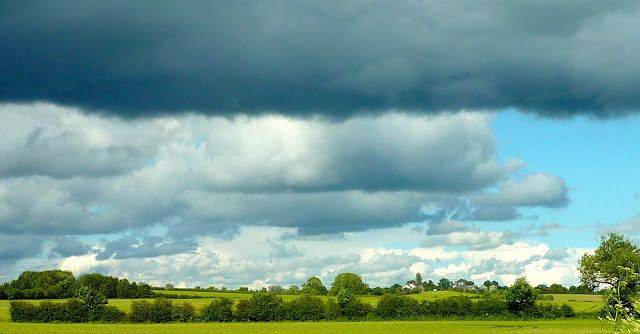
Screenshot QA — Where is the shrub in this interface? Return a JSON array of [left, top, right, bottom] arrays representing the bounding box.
[[245, 292, 286, 321], [64, 299, 87, 322], [471, 298, 508, 317], [130, 300, 151, 322], [201, 298, 234, 322], [10, 297, 124, 323], [99, 305, 126, 322], [285, 295, 325, 321], [336, 289, 372, 319], [234, 299, 251, 321], [10, 301, 39, 322], [148, 298, 175, 323], [376, 294, 419, 319], [560, 303, 576, 318], [173, 301, 195, 322], [324, 298, 340, 320], [505, 278, 537, 313]]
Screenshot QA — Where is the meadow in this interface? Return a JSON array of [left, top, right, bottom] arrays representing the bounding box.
[[0, 319, 609, 334]]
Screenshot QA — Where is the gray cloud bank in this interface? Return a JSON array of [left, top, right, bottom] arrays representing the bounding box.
[[2, 1, 640, 117], [0, 104, 567, 241]]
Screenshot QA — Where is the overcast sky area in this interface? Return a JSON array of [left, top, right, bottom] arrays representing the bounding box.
[[1, 1, 639, 288]]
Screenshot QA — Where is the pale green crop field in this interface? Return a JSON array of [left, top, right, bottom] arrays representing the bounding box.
[[153, 290, 479, 304], [0, 319, 610, 334]]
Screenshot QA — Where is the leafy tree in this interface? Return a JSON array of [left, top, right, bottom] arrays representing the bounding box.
[[505, 278, 537, 313], [580, 233, 640, 316], [415, 273, 423, 286], [329, 273, 368, 295], [285, 295, 325, 320], [437, 278, 452, 291], [301, 277, 327, 295], [267, 285, 284, 293], [9, 270, 77, 299], [201, 297, 234, 322], [422, 280, 437, 291], [286, 285, 300, 294], [76, 286, 107, 321], [335, 288, 372, 319], [246, 292, 286, 321]]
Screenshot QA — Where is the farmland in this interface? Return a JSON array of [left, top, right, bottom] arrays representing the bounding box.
[[0, 319, 609, 334]]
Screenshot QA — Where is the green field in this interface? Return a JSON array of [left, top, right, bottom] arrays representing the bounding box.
[[0, 319, 610, 334]]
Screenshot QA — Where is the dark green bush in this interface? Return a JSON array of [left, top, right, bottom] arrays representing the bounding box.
[[201, 297, 234, 322], [375, 294, 419, 319], [505, 278, 537, 313], [323, 298, 340, 320], [471, 298, 508, 316], [130, 300, 151, 322], [9, 301, 39, 322], [234, 299, 251, 321], [245, 292, 286, 321], [63, 299, 86, 322], [560, 303, 576, 318], [9, 297, 124, 323], [99, 305, 126, 322], [148, 298, 175, 323], [285, 295, 325, 321], [172, 301, 196, 322]]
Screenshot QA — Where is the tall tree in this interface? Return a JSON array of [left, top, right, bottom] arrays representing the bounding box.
[[301, 277, 327, 295], [580, 233, 640, 315], [329, 273, 368, 295]]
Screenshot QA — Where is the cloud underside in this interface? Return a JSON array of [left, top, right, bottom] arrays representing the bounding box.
[[2, 2, 640, 117], [0, 104, 568, 241]]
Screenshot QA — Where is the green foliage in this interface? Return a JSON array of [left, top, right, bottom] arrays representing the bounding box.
[[245, 292, 285, 321], [172, 301, 196, 322], [130, 298, 194, 323], [375, 294, 419, 319], [285, 295, 325, 321], [7, 270, 77, 299], [201, 298, 234, 322], [335, 289, 372, 319], [505, 278, 537, 313], [323, 298, 340, 320], [301, 277, 328, 295], [580, 233, 640, 314], [437, 278, 453, 291], [79, 273, 153, 299], [9, 296, 124, 323], [329, 273, 369, 295], [234, 299, 251, 321]]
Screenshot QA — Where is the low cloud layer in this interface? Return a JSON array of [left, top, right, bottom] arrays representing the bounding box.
[[0, 104, 559, 238], [0, 104, 573, 285], [2, 2, 640, 117]]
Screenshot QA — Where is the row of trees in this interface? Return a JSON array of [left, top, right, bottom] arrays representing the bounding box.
[[0, 271, 154, 300], [12, 278, 576, 323], [1, 268, 594, 301]]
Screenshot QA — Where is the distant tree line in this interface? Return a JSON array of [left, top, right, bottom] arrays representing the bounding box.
[[11, 277, 576, 323], [0, 270, 154, 300]]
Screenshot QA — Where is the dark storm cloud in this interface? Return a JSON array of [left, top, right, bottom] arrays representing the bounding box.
[[0, 234, 45, 260], [50, 236, 91, 258], [2, 1, 640, 117]]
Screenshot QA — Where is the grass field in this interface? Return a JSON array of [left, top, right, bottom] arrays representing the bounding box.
[[0, 319, 610, 334]]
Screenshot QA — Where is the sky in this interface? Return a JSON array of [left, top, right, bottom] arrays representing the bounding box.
[[1, 1, 640, 288]]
